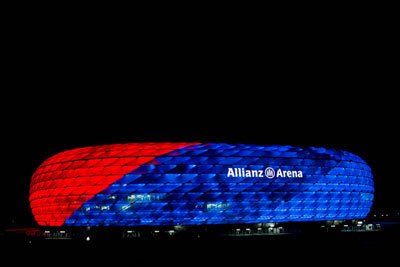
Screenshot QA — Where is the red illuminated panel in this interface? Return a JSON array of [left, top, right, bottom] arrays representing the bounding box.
[[29, 142, 200, 226]]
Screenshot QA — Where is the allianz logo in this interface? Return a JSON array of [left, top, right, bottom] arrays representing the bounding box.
[[227, 167, 303, 179]]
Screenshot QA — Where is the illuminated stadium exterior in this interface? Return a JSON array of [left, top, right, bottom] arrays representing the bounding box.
[[29, 143, 374, 227]]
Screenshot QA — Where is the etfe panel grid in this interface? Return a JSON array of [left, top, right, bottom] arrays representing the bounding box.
[[29, 143, 374, 226]]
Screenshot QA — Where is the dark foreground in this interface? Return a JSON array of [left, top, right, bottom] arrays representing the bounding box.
[[3, 229, 400, 256], [2, 222, 399, 264]]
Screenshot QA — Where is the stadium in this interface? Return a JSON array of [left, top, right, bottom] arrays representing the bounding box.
[[29, 142, 374, 235]]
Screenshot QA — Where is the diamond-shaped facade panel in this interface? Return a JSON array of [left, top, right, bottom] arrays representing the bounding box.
[[29, 143, 374, 226]]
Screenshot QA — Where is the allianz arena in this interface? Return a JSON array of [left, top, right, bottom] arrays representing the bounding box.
[[29, 143, 374, 227]]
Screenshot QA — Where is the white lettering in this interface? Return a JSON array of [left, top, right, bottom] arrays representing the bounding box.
[[228, 167, 304, 178]]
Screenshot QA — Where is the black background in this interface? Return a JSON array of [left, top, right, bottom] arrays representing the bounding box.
[[1, 16, 399, 231]]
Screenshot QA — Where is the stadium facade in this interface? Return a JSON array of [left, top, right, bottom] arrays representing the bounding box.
[[29, 143, 374, 227]]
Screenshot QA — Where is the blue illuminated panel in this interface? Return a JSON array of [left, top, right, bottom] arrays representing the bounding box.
[[63, 143, 374, 226]]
